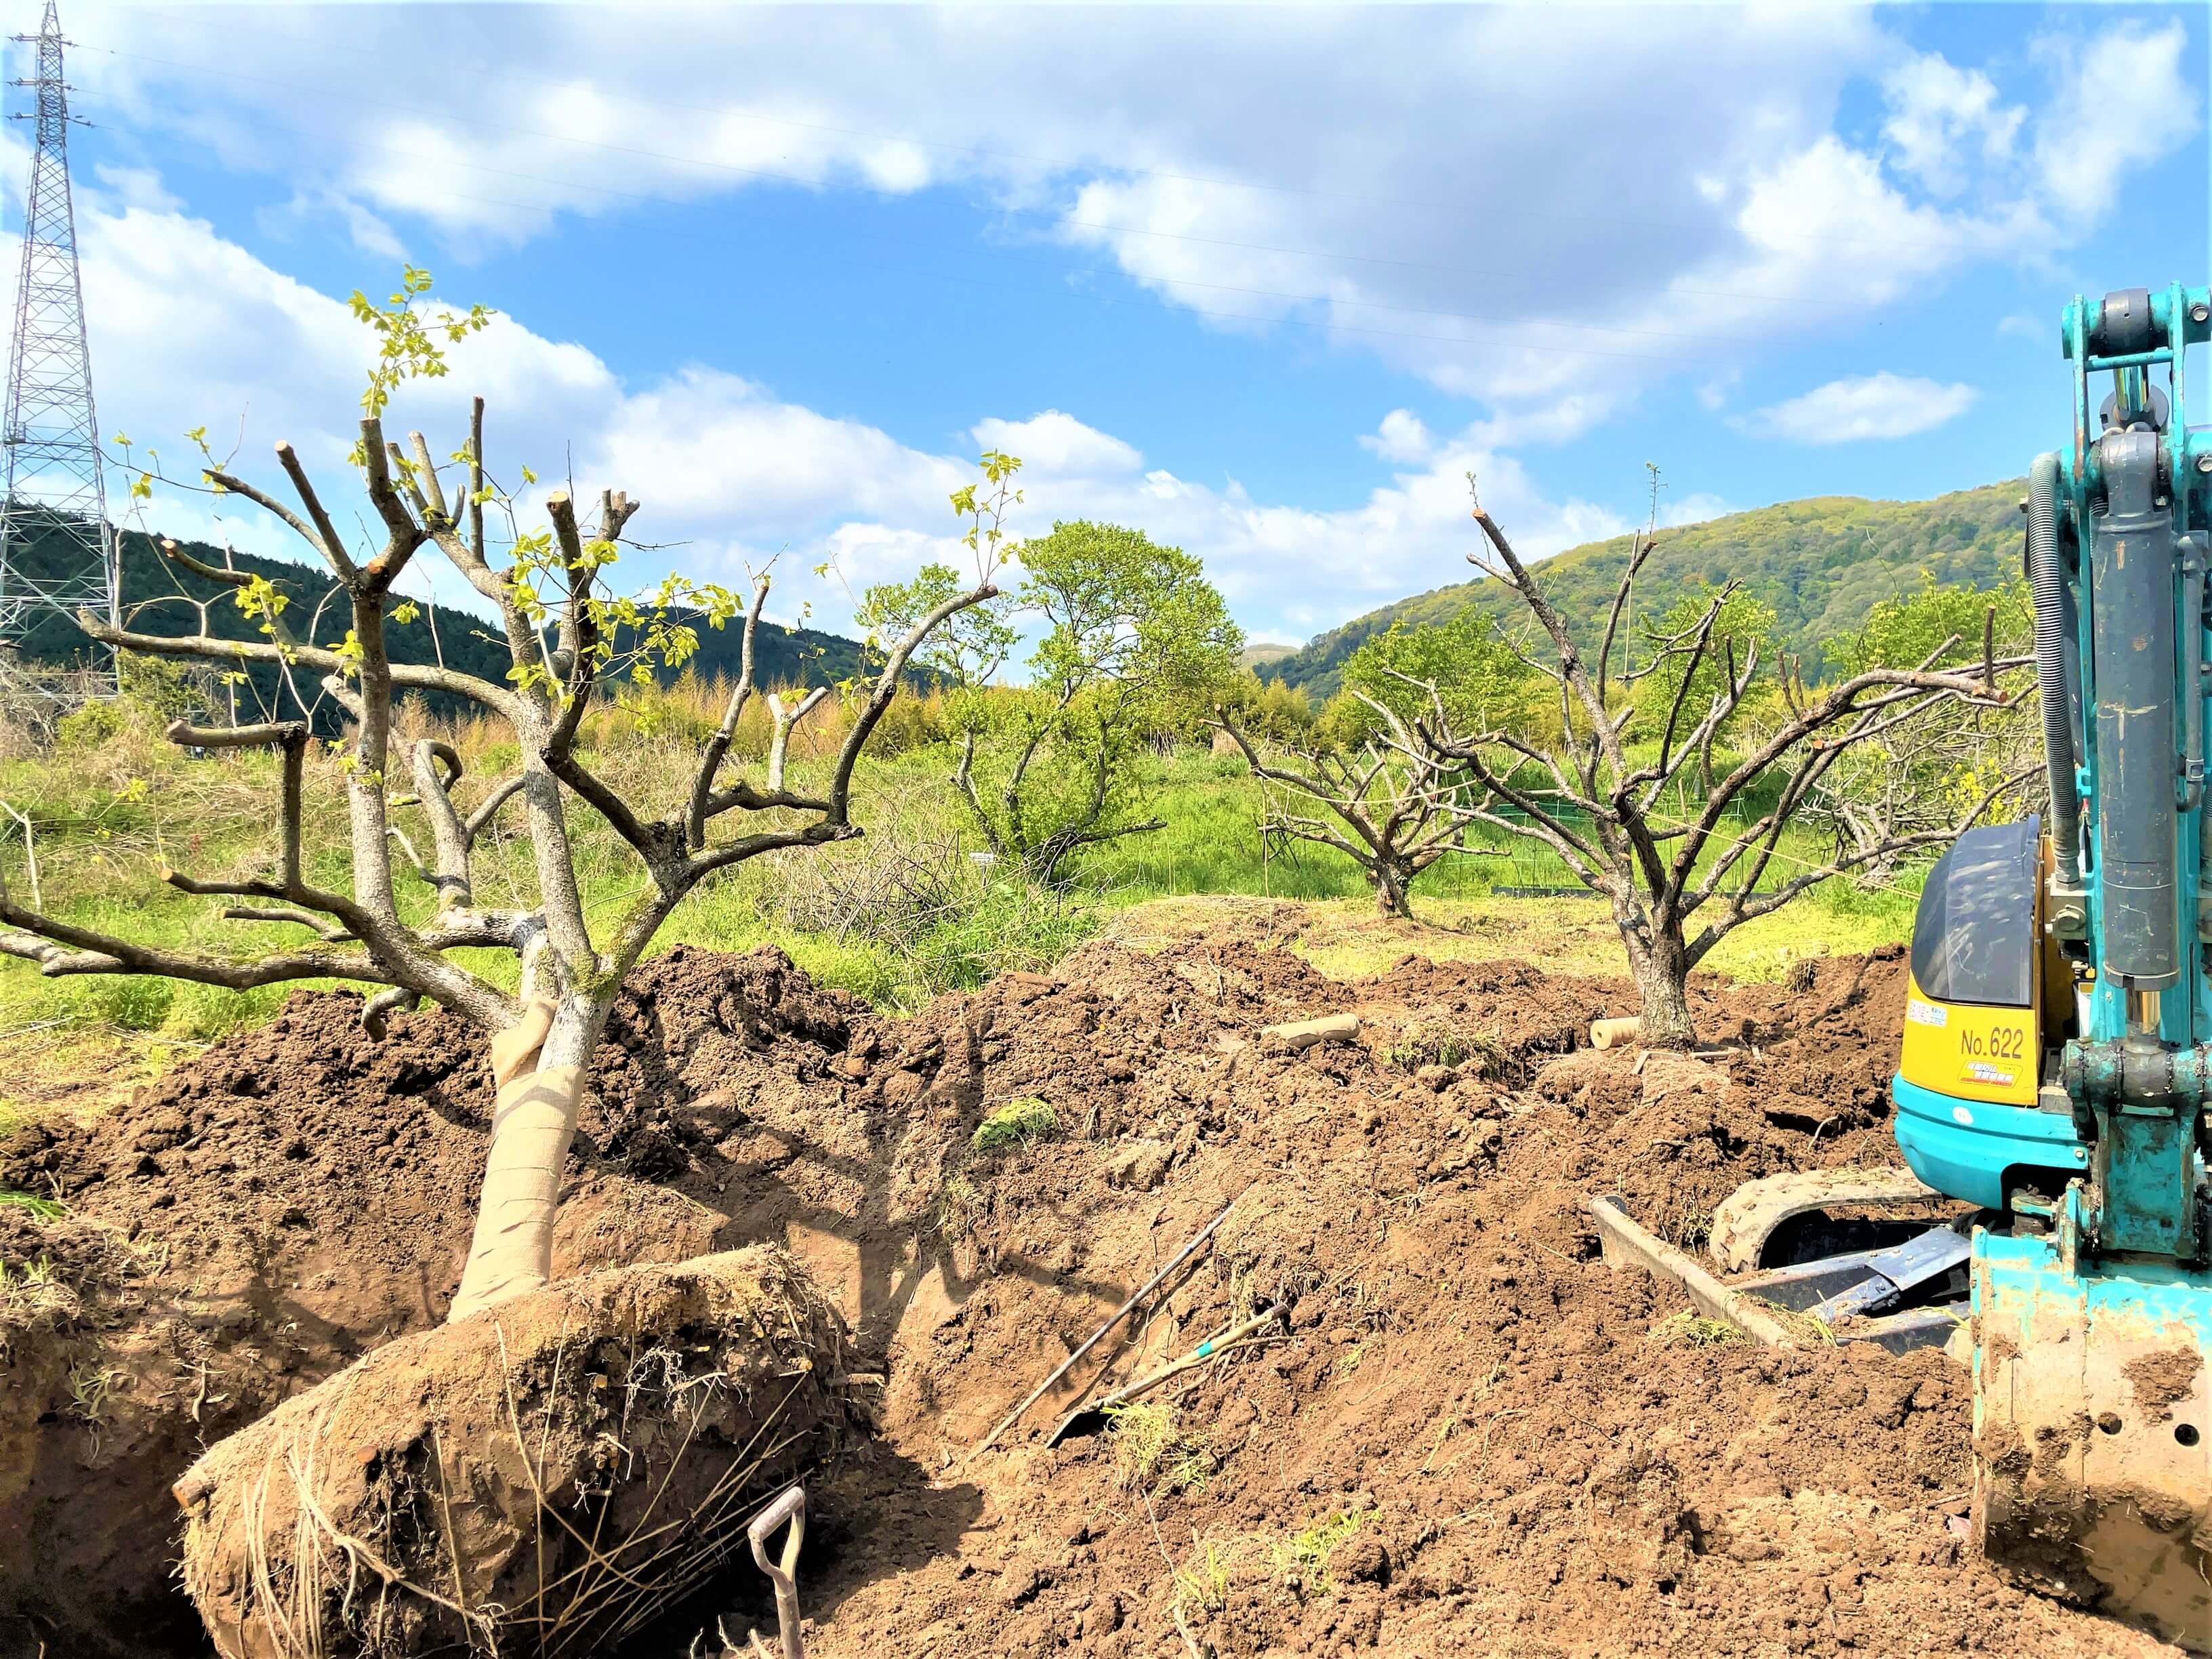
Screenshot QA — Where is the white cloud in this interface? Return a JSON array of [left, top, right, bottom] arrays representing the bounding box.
[[969, 411, 1141, 478], [18, 7, 2196, 648], [2034, 21, 2200, 219], [1746, 373, 1978, 444], [1358, 409, 1433, 464], [43, 177, 1634, 647], [91, 165, 182, 215], [0, 6, 1896, 444], [1661, 492, 1732, 529], [33, 6, 2196, 454], [592, 368, 959, 529], [1881, 52, 2023, 198]]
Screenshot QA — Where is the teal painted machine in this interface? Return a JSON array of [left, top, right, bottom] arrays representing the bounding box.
[[1891, 283, 2212, 1649]]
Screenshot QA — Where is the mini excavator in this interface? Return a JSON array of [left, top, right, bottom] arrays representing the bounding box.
[[1596, 284, 2211, 1650], [1891, 282, 2211, 1648]]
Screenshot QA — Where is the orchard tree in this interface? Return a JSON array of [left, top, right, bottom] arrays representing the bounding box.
[[1333, 609, 1544, 741], [0, 276, 997, 1322], [1216, 692, 1486, 918], [1216, 614, 1517, 916], [1398, 478, 2031, 1046], [863, 503, 1242, 885]]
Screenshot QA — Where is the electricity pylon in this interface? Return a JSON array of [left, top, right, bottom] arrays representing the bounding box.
[[0, 0, 115, 689]]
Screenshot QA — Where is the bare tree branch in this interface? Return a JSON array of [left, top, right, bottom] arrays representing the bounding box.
[[1218, 705, 1487, 918], [685, 574, 769, 852]]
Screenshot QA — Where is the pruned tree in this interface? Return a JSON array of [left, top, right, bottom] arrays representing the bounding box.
[[1396, 478, 2030, 1046], [1215, 695, 1485, 918], [0, 279, 997, 1322]]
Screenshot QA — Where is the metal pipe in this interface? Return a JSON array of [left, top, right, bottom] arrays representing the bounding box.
[[2186, 533, 2212, 941], [2028, 452, 2083, 886], [2091, 428, 2180, 988], [2184, 546, 2204, 816], [2128, 987, 2162, 1038]]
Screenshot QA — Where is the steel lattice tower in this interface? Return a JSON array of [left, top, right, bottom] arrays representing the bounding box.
[[0, 0, 113, 670]]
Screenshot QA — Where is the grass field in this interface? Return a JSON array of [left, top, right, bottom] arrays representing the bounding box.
[[0, 710, 1923, 1122]]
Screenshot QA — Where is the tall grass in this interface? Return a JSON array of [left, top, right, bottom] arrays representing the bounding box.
[[0, 673, 1934, 1068]]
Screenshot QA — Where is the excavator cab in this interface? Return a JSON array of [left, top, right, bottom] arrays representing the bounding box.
[[1892, 818, 2087, 1206]]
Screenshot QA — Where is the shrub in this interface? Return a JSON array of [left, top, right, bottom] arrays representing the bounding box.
[[908, 878, 1097, 995], [54, 698, 127, 752]]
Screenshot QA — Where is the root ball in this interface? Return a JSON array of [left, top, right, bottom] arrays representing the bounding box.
[[175, 1247, 857, 1659]]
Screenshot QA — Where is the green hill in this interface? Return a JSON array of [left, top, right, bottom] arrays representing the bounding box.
[[5, 511, 883, 724], [1265, 479, 2027, 701]]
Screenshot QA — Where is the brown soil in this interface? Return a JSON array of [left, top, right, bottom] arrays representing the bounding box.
[[0, 937, 2186, 1659]]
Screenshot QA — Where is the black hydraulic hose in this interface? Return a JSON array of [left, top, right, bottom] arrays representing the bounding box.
[[2028, 451, 2081, 885]]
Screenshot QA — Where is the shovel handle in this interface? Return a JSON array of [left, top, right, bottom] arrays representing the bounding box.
[[747, 1486, 806, 1659], [1101, 1300, 1288, 1412]]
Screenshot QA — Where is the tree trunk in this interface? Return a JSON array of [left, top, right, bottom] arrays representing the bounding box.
[[447, 992, 605, 1322], [1373, 857, 1414, 920], [1631, 927, 1698, 1048]]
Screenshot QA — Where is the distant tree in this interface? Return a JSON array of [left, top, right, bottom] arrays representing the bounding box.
[[1631, 584, 1778, 791], [1826, 571, 2033, 678], [1400, 478, 2032, 1046], [1214, 668, 1315, 743], [1814, 573, 2043, 882], [1637, 583, 1775, 708], [864, 506, 1243, 886], [1338, 611, 1544, 739]]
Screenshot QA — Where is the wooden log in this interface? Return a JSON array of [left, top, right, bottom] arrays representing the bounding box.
[[1261, 1013, 1360, 1049], [1590, 1016, 1643, 1050]]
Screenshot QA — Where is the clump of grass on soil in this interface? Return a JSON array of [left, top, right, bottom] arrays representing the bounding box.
[[972, 1096, 1058, 1153], [934, 1172, 984, 1238], [0, 1256, 83, 1343], [1105, 1400, 1213, 1494], [1381, 1015, 1507, 1078], [1649, 1309, 1748, 1350], [1277, 1509, 1367, 1591]]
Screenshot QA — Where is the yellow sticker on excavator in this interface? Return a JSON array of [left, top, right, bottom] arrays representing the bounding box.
[[1898, 970, 2039, 1106]]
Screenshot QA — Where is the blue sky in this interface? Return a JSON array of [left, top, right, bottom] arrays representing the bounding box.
[[9, 2, 2207, 647]]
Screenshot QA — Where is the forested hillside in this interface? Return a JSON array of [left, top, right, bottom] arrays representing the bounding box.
[[1265, 479, 2026, 700], [4, 511, 881, 721]]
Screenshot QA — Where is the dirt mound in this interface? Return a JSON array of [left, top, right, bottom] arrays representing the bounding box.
[[0, 933, 2180, 1658], [178, 1248, 859, 1659], [0, 944, 867, 1656]]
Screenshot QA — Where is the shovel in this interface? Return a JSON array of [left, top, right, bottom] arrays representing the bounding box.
[[1046, 1300, 1288, 1446]]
